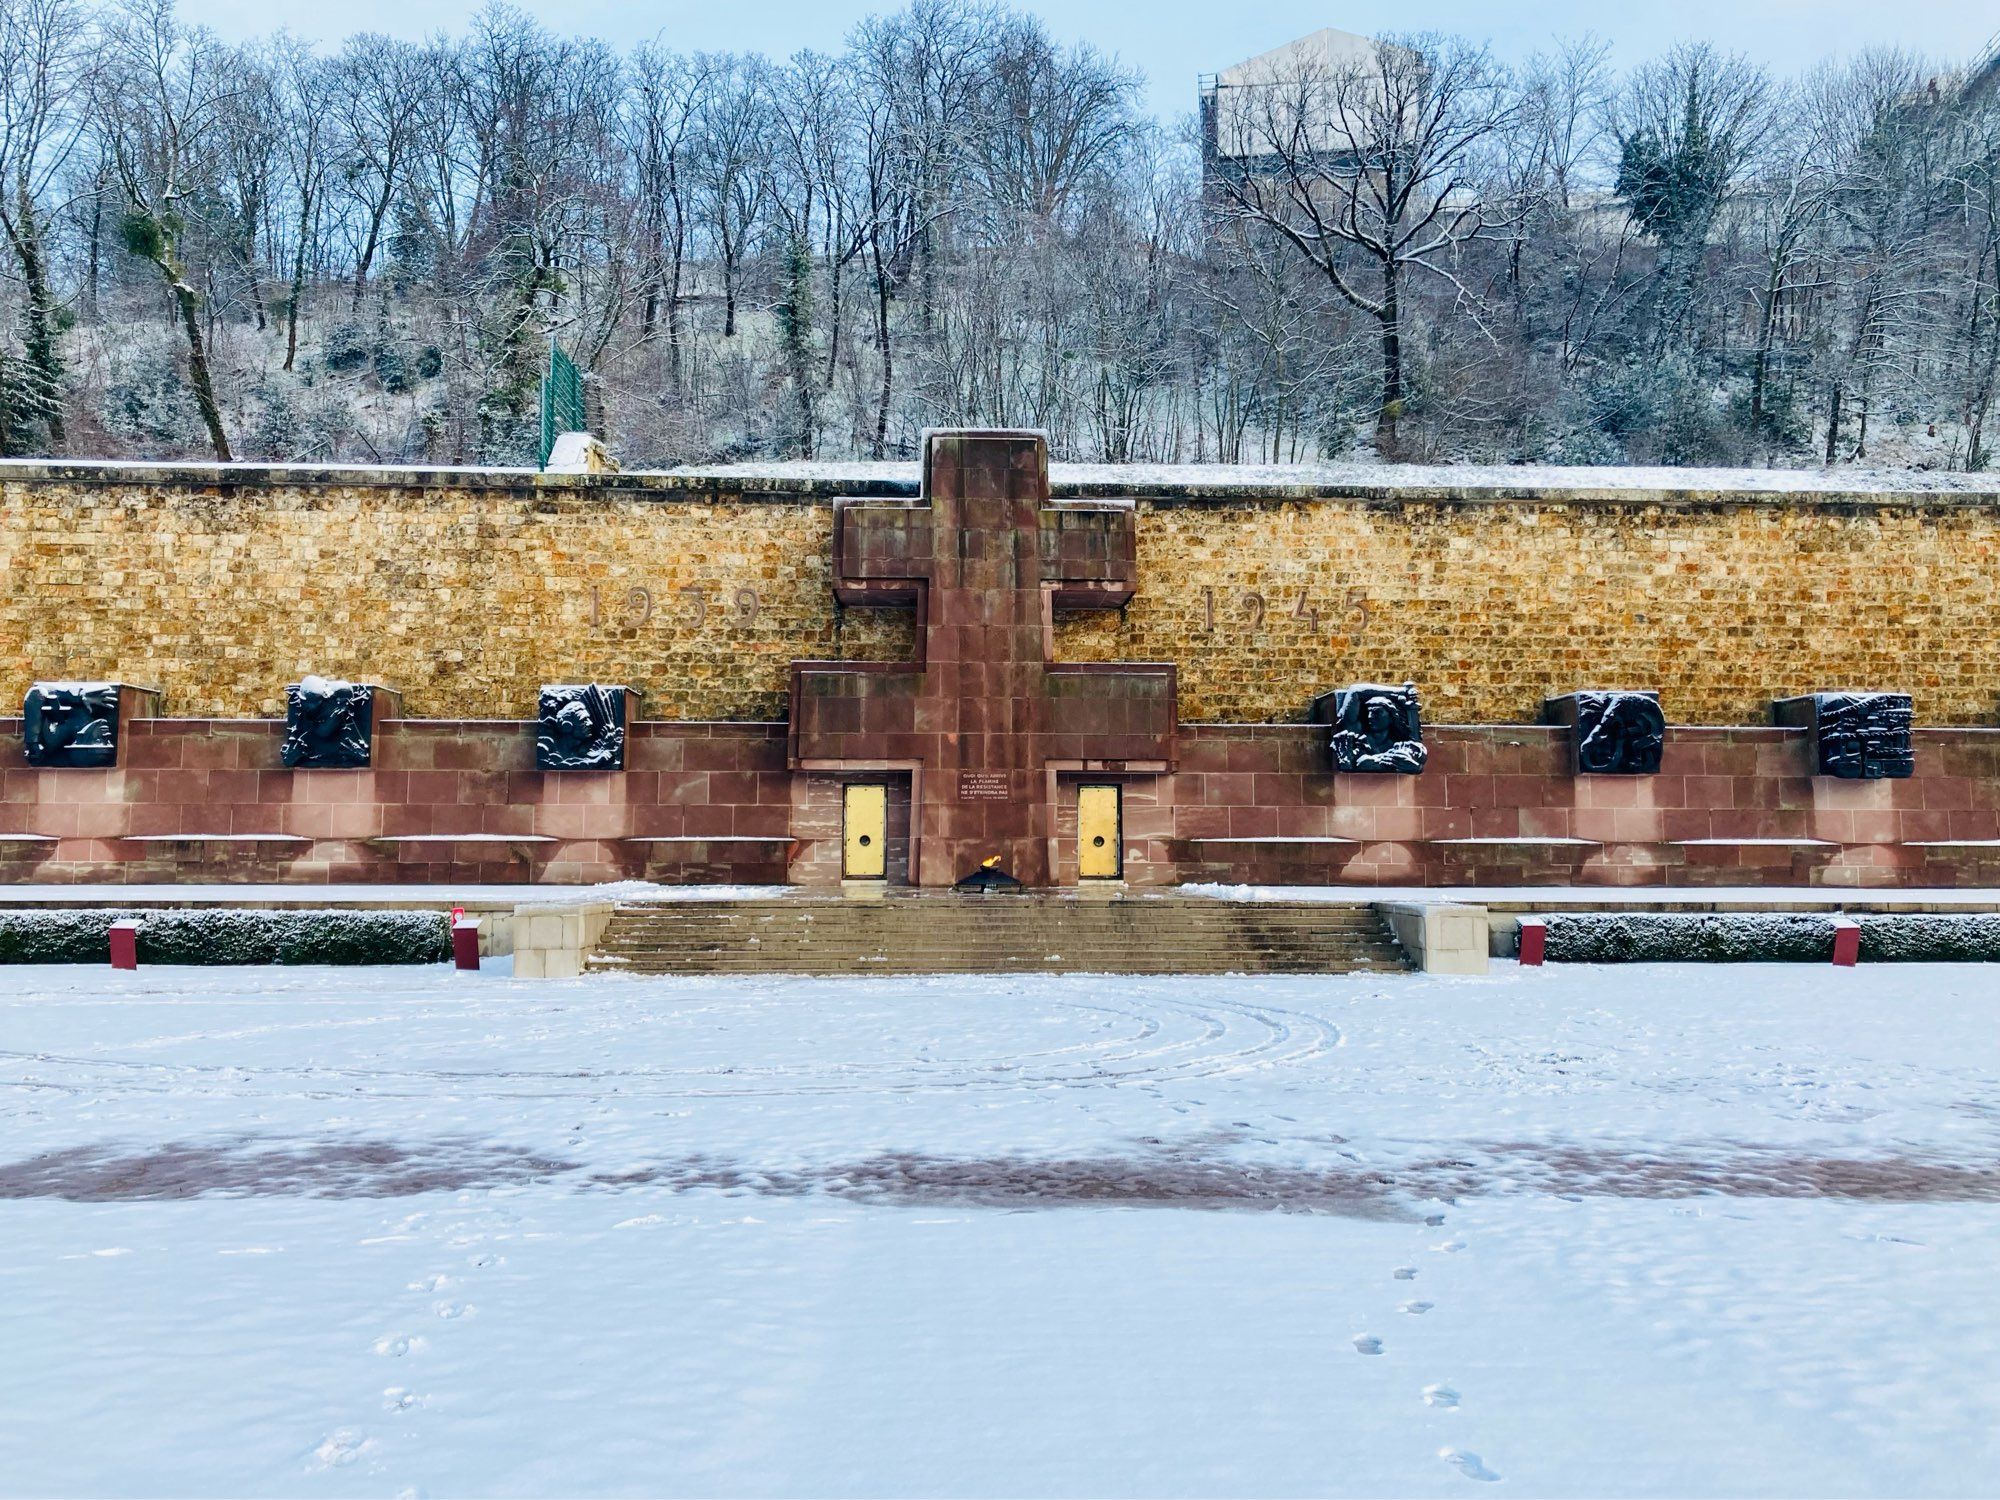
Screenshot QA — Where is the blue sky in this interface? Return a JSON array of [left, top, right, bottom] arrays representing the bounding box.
[[177, 0, 1996, 123]]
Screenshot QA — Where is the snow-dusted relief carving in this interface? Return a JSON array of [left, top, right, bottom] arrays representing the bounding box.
[[1569, 691, 1665, 776], [537, 684, 628, 771], [1323, 682, 1427, 775], [1810, 692, 1914, 780], [22, 682, 120, 768], [282, 676, 375, 769]]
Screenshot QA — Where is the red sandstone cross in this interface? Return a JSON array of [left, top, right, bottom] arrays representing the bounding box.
[[788, 430, 1176, 887]]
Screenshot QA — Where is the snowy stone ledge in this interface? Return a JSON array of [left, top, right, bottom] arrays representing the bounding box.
[[2, 454, 1998, 506]]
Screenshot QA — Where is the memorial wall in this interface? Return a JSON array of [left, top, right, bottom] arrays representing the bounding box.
[[5, 443, 2000, 891], [6, 461, 2000, 726]]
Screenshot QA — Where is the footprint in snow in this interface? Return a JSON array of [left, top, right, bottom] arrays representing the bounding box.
[[372, 1334, 427, 1358], [409, 1274, 454, 1293], [1422, 1383, 1460, 1408], [1400, 1300, 1434, 1315], [1425, 1214, 1447, 1227], [1432, 1240, 1467, 1254], [1440, 1447, 1501, 1482], [382, 1387, 426, 1412], [1352, 1334, 1384, 1355], [433, 1301, 472, 1320], [1393, 1267, 1418, 1281], [310, 1430, 375, 1469]]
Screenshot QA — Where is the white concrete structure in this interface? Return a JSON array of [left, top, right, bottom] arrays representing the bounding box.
[[510, 898, 615, 978], [1206, 26, 1386, 162], [1378, 900, 1490, 975]]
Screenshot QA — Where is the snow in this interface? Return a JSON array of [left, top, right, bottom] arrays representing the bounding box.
[[10, 454, 1999, 499], [2, 962, 1997, 1497], [669, 457, 2000, 498], [0, 880, 793, 909], [1178, 881, 2000, 909]]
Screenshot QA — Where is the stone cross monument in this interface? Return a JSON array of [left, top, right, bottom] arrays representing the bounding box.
[[788, 430, 1176, 886]]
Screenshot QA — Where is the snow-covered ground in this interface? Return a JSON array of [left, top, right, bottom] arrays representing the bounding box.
[[3, 962, 1997, 1498], [0, 881, 793, 908]]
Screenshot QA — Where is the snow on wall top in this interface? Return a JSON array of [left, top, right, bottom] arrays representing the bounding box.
[[1, 455, 1997, 505]]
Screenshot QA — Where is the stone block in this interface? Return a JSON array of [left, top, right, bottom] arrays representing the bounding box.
[[282, 679, 399, 769], [1311, 683, 1427, 774], [22, 683, 158, 769], [538, 685, 636, 772], [1378, 901, 1489, 974], [1544, 691, 1665, 775], [1773, 692, 1915, 779]]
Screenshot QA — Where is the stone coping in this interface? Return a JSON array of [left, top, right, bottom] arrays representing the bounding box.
[[18, 717, 1994, 736], [4, 456, 1999, 508]]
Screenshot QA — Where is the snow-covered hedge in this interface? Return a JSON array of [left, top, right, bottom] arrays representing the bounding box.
[[1853, 915, 2000, 963], [0, 909, 452, 965], [1538, 912, 2000, 963]]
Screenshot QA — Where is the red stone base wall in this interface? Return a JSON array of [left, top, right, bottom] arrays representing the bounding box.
[[4, 717, 1998, 889], [1148, 725, 2000, 889], [0, 719, 796, 886]]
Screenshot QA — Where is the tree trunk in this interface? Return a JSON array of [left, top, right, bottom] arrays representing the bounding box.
[[284, 190, 313, 373], [870, 235, 893, 461], [167, 265, 233, 462], [825, 251, 843, 390], [10, 188, 66, 447], [351, 184, 394, 313], [1377, 257, 1404, 459], [665, 247, 685, 390], [85, 163, 104, 319], [1825, 381, 1841, 466], [1750, 257, 1783, 439], [722, 239, 739, 337]]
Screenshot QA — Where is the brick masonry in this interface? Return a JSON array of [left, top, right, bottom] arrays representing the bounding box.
[[5, 453, 2000, 889], [0, 717, 796, 886], [3, 718, 1995, 888], [6, 462, 2000, 726]]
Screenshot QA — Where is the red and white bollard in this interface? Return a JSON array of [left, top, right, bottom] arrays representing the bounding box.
[[109, 919, 141, 971], [1517, 917, 1547, 967], [452, 918, 481, 972], [1831, 917, 1860, 967]]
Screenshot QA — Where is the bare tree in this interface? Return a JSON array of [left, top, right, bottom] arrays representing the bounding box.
[[329, 34, 427, 312], [625, 43, 707, 381], [971, 15, 1137, 227], [1209, 33, 1515, 455], [272, 38, 333, 371], [218, 45, 281, 330], [689, 52, 769, 339], [1802, 51, 1952, 459], [0, 0, 96, 448], [97, 0, 240, 460]]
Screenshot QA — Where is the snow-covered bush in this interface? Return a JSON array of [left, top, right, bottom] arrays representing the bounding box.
[[1857, 915, 2000, 963], [97, 344, 208, 451], [1539, 911, 2000, 962], [0, 909, 451, 965], [0, 909, 119, 962]]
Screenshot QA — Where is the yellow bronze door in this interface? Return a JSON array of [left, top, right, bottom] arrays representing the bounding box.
[[1078, 784, 1122, 879], [842, 783, 887, 879]]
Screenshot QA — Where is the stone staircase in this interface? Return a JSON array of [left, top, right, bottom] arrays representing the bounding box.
[[585, 895, 1410, 976]]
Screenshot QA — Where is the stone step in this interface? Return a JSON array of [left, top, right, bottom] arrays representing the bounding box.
[[586, 896, 1411, 976], [592, 958, 1408, 971]]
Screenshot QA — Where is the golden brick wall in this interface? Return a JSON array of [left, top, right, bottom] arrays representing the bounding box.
[[0, 477, 909, 721], [1060, 497, 2000, 725], [3, 472, 1998, 725]]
